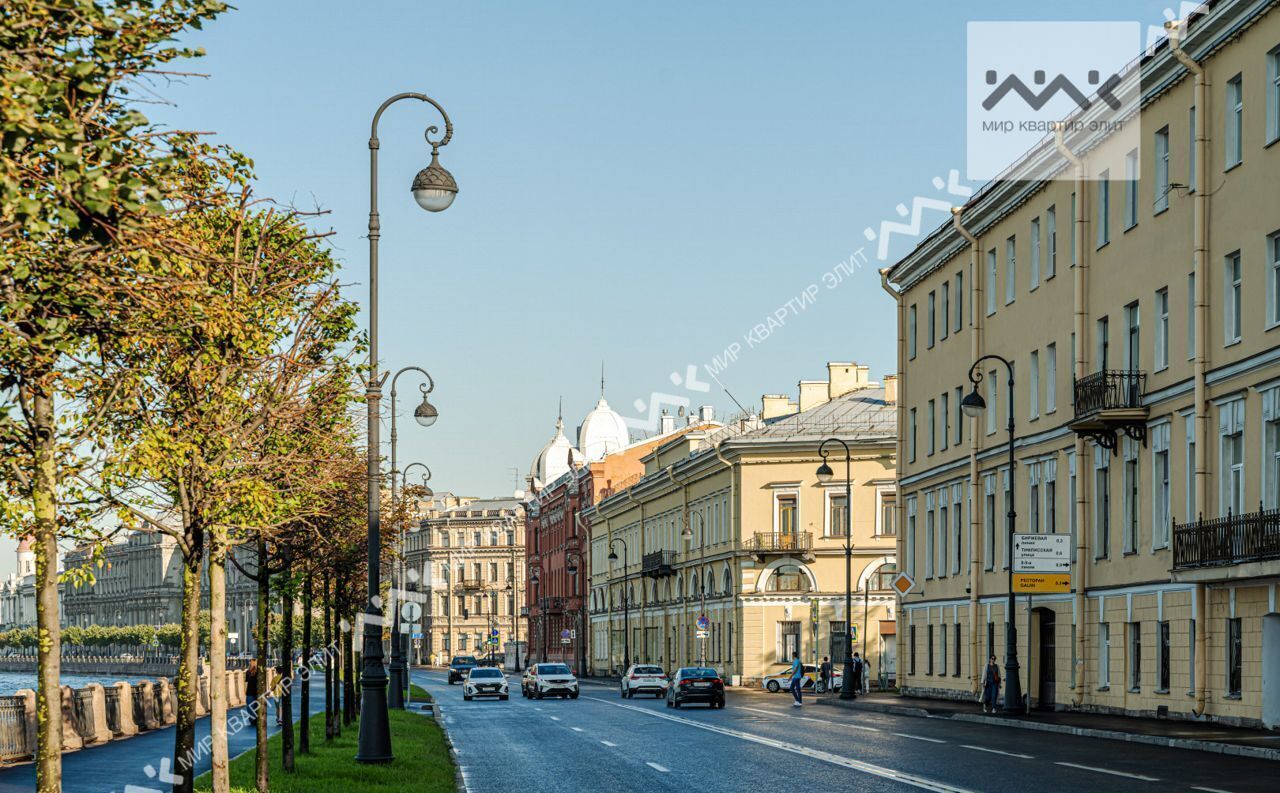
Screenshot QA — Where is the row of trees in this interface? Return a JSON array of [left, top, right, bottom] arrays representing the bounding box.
[[1, 3, 399, 792], [0, 622, 205, 650]]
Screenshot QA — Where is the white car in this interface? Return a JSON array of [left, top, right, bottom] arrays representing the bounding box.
[[527, 663, 579, 699], [620, 664, 668, 698], [463, 667, 509, 701]]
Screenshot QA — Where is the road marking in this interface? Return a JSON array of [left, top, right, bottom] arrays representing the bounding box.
[[601, 740, 618, 747], [892, 732, 945, 743], [960, 745, 1032, 759], [646, 762, 670, 773], [1054, 762, 1158, 781], [586, 697, 978, 793], [549, 716, 560, 721], [1191, 787, 1238, 793], [571, 727, 584, 732], [737, 705, 881, 732]]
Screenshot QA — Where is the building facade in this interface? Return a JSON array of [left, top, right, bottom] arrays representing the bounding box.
[[0, 538, 61, 630], [584, 363, 898, 686], [887, 0, 1280, 728]]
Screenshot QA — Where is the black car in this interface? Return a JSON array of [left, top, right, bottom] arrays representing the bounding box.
[[447, 655, 479, 684], [666, 666, 725, 709]]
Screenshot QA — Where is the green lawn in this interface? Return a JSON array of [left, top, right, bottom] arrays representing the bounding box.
[[196, 710, 454, 792], [408, 683, 433, 702]]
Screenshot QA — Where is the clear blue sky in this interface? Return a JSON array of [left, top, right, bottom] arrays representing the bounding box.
[[1, 0, 1180, 576]]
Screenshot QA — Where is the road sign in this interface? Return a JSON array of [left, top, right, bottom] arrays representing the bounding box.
[[561, 638, 571, 645], [1013, 573, 1071, 593], [696, 615, 710, 631], [850, 625, 858, 642], [400, 602, 422, 621], [491, 628, 500, 637], [569, 629, 576, 639], [560, 629, 571, 640], [695, 630, 709, 639], [890, 572, 916, 596], [1012, 533, 1071, 573]]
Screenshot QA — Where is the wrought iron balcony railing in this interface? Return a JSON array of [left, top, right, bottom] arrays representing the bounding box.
[[746, 531, 813, 553], [641, 550, 677, 578], [1073, 369, 1146, 418], [1173, 507, 1280, 570]]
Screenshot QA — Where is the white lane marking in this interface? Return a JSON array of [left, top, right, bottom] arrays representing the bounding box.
[[646, 762, 670, 773], [586, 697, 978, 793], [1191, 787, 1238, 793], [737, 705, 881, 732], [601, 740, 618, 747], [571, 727, 584, 732], [892, 732, 945, 743], [960, 744, 1032, 759], [1054, 762, 1159, 781], [549, 716, 560, 721]]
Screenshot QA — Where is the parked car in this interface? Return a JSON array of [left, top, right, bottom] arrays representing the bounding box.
[[666, 667, 725, 709], [815, 672, 843, 693], [760, 663, 818, 693], [447, 655, 479, 684], [523, 662, 579, 699], [463, 667, 509, 701], [620, 664, 668, 698]]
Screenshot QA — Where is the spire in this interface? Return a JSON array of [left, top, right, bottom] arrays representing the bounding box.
[[600, 360, 606, 399], [555, 396, 564, 432]]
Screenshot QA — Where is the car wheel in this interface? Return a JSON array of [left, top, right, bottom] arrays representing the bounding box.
[[570, 691, 579, 700], [766, 680, 780, 693], [464, 694, 472, 701], [620, 685, 626, 699], [500, 695, 509, 701]]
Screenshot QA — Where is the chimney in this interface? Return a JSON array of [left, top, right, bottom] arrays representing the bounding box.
[[798, 380, 830, 413], [659, 411, 676, 434], [827, 362, 865, 399], [761, 394, 798, 420], [883, 374, 898, 403], [699, 405, 714, 422]]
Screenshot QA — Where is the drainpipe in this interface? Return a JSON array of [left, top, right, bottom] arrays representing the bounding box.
[[951, 207, 984, 698], [1167, 19, 1209, 718], [879, 268, 906, 688], [1055, 122, 1091, 708]]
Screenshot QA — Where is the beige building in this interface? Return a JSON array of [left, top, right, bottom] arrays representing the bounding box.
[[885, 0, 1280, 728], [584, 363, 898, 686]]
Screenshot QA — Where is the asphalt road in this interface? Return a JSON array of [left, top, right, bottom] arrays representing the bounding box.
[[414, 669, 1280, 793]]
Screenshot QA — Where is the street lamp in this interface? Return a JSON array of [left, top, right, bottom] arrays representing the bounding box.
[[397, 463, 431, 693], [681, 512, 708, 667], [960, 354, 1022, 714], [565, 551, 584, 676], [607, 538, 630, 671], [816, 438, 857, 700], [529, 565, 542, 663], [358, 91, 456, 765], [388, 369, 435, 711]]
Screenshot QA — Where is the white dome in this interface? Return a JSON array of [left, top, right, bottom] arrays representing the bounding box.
[[578, 396, 631, 461], [529, 416, 584, 490]]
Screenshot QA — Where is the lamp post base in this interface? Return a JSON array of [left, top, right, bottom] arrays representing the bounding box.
[[839, 657, 857, 700], [356, 629, 394, 764]]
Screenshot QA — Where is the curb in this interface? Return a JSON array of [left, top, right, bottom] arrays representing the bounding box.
[[813, 698, 1280, 762], [425, 701, 468, 793]]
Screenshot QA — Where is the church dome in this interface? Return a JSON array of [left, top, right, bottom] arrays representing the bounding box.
[[578, 396, 631, 461], [528, 415, 583, 491]]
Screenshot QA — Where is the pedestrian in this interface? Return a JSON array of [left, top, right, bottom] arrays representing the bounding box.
[[851, 652, 863, 699], [981, 655, 1001, 714], [246, 658, 260, 725], [819, 656, 832, 694], [788, 652, 804, 707]]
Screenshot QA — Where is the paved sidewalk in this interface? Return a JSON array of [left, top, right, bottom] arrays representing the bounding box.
[[813, 691, 1280, 761]]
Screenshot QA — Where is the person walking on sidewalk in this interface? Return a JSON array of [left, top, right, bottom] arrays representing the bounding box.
[[981, 655, 1001, 714], [788, 652, 805, 707], [851, 652, 864, 699], [819, 656, 832, 694]]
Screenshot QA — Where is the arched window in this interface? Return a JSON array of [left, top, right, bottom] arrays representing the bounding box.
[[872, 562, 898, 591], [677, 577, 684, 600], [723, 566, 733, 595], [766, 564, 812, 593], [690, 571, 699, 597], [703, 567, 715, 597]]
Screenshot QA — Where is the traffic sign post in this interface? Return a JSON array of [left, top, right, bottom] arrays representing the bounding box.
[[890, 572, 916, 597]]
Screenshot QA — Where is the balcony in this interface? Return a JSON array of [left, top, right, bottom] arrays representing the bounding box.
[[641, 550, 676, 578], [539, 596, 566, 613], [453, 576, 485, 592], [1173, 508, 1280, 576], [1068, 370, 1147, 452], [746, 531, 812, 554]]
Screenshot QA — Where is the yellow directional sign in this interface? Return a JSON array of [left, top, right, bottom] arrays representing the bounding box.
[[1012, 573, 1070, 593]]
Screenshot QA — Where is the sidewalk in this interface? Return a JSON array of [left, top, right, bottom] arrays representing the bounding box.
[[813, 691, 1280, 761]]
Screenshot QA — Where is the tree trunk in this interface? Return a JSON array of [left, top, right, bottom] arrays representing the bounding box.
[[323, 574, 333, 740], [254, 538, 269, 793], [172, 515, 204, 793], [300, 568, 312, 754], [29, 383, 62, 793], [208, 533, 230, 793], [342, 613, 354, 725], [281, 561, 295, 773]]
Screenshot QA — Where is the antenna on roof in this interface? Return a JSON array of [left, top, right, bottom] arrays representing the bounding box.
[[705, 366, 749, 416]]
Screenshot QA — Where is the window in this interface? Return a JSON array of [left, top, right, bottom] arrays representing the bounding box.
[[954, 272, 964, 332], [1188, 619, 1197, 694], [940, 623, 948, 676], [1045, 205, 1057, 278], [1005, 236, 1017, 304], [828, 493, 848, 538], [1129, 622, 1142, 691], [1125, 301, 1140, 370], [1224, 252, 1242, 345], [1269, 46, 1280, 143], [1152, 423, 1171, 549], [938, 498, 948, 578], [1045, 343, 1057, 414], [941, 391, 950, 452], [1044, 459, 1057, 535], [908, 304, 918, 359], [986, 248, 998, 316], [954, 622, 962, 677], [909, 624, 917, 675], [955, 386, 964, 446], [909, 408, 917, 463], [986, 373, 997, 435], [777, 493, 798, 535], [1187, 272, 1197, 360], [1186, 416, 1197, 520], [1265, 388, 1280, 510], [928, 399, 936, 456], [1155, 288, 1169, 371], [941, 282, 950, 341], [952, 484, 964, 575], [1068, 452, 1078, 548], [927, 624, 935, 675], [983, 474, 996, 571], [1227, 618, 1242, 697], [1099, 622, 1111, 687], [1123, 439, 1139, 554], [1154, 127, 1170, 213], [906, 496, 917, 576], [927, 291, 936, 349], [1268, 232, 1280, 327], [1220, 399, 1245, 516], [1096, 171, 1110, 247], [925, 493, 935, 579], [1226, 74, 1243, 168], [1029, 463, 1041, 534], [1097, 315, 1110, 371], [767, 566, 811, 593], [1094, 446, 1111, 559], [1030, 217, 1041, 289], [1158, 621, 1171, 692], [1124, 149, 1138, 229], [1001, 468, 1011, 570], [1188, 106, 1197, 191], [1070, 624, 1077, 689], [880, 491, 897, 536], [1029, 350, 1040, 420]]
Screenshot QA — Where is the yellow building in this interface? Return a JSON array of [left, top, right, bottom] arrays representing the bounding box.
[[584, 363, 898, 687], [885, 0, 1280, 728]]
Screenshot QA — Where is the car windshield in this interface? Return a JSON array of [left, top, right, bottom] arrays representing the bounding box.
[[538, 664, 572, 675], [469, 668, 503, 679], [679, 667, 718, 678], [634, 666, 664, 675], [451, 656, 477, 665]]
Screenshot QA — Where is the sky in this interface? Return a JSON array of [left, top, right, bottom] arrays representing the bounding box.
[[0, 0, 1181, 577]]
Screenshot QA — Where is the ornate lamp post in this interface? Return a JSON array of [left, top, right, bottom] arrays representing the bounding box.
[[565, 551, 584, 676], [529, 564, 542, 663], [358, 92, 456, 764], [388, 372, 436, 710], [607, 538, 630, 671], [398, 463, 431, 689], [960, 354, 1022, 714], [680, 512, 708, 666], [816, 438, 856, 700]]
